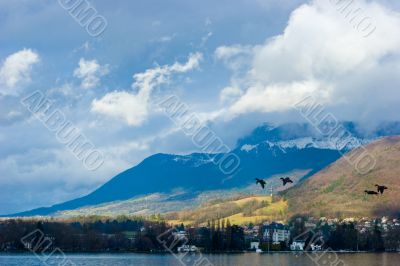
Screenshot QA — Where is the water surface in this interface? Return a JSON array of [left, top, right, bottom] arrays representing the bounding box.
[[0, 253, 399, 266]]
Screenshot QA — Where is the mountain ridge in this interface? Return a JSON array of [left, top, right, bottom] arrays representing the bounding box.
[[8, 122, 400, 217]]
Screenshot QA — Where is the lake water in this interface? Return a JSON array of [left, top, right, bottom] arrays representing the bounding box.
[[0, 253, 399, 266]]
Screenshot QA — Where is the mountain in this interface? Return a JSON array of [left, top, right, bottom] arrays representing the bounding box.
[[236, 121, 387, 151], [10, 122, 400, 217], [284, 136, 400, 218], [14, 146, 339, 217], [53, 136, 400, 222]]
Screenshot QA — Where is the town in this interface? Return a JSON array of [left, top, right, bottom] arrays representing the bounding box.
[[1, 216, 399, 253]]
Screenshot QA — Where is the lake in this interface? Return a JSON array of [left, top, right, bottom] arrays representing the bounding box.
[[0, 253, 399, 266]]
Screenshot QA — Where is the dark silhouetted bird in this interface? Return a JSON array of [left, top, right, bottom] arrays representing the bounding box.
[[364, 190, 379, 195], [375, 184, 388, 195], [255, 178, 266, 189], [280, 177, 293, 186]]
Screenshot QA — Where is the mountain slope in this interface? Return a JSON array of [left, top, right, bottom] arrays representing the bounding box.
[[13, 147, 340, 216], [164, 195, 288, 226], [284, 136, 400, 218], [11, 122, 400, 217], [59, 136, 400, 222]]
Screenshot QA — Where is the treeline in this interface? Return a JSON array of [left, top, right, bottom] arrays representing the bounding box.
[[0, 218, 245, 252], [0, 218, 165, 252], [188, 219, 245, 252], [1, 216, 399, 253]]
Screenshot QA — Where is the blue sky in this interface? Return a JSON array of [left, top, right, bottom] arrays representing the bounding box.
[[0, 0, 399, 214]]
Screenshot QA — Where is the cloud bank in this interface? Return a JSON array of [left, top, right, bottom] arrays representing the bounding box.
[[217, 0, 400, 122]]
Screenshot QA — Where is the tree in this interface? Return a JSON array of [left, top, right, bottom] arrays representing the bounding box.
[[371, 223, 384, 251]]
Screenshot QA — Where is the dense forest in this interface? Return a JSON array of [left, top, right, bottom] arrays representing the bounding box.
[[0, 217, 244, 253]]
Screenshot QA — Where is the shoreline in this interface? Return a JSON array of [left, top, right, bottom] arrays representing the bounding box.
[[0, 250, 398, 255]]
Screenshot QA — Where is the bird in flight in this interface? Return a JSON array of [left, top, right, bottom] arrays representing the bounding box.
[[364, 190, 379, 195], [280, 177, 293, 186], [375, 184, 388, 195], [255, 178, 267, 189]]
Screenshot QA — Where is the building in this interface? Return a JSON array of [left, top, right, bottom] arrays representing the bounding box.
[[243, 225, 260, 239], [244, 225, 261, 244], [249, 241, 260, 250], [262, 222, 290, 244], [310, 243, 322, 251], [290, 240, 306, 251], [177, 245, 198, 252]]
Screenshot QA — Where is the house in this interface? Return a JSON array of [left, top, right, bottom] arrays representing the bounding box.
[[310, 243, 322, 251], [262, 222, 290, 244], [244, 225, 260, 239], [177, 245, 198, 252], [290, 240, 306, 251], [250, 241, 260, 250]]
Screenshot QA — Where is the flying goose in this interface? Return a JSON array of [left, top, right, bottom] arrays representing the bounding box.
[[375, 184, 388, 195], [255, 178, 267, 189], [280, 177, 293, 186], [364, 190, 379, 195]]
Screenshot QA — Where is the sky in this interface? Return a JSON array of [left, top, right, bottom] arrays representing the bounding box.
[[0, 0, 399, 214]]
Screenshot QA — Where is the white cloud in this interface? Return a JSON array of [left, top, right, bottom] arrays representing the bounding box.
[[0, 49, 39, 95], [214, 45, 253, 74], [217, 0, 400, 121], [215, 45, 252, 60], [91, 52, 203, 126], [229, 80, 330, 115], [219, 86, 243, 103], [73, 58, 109, 89], [92, 91, 149, 126]]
